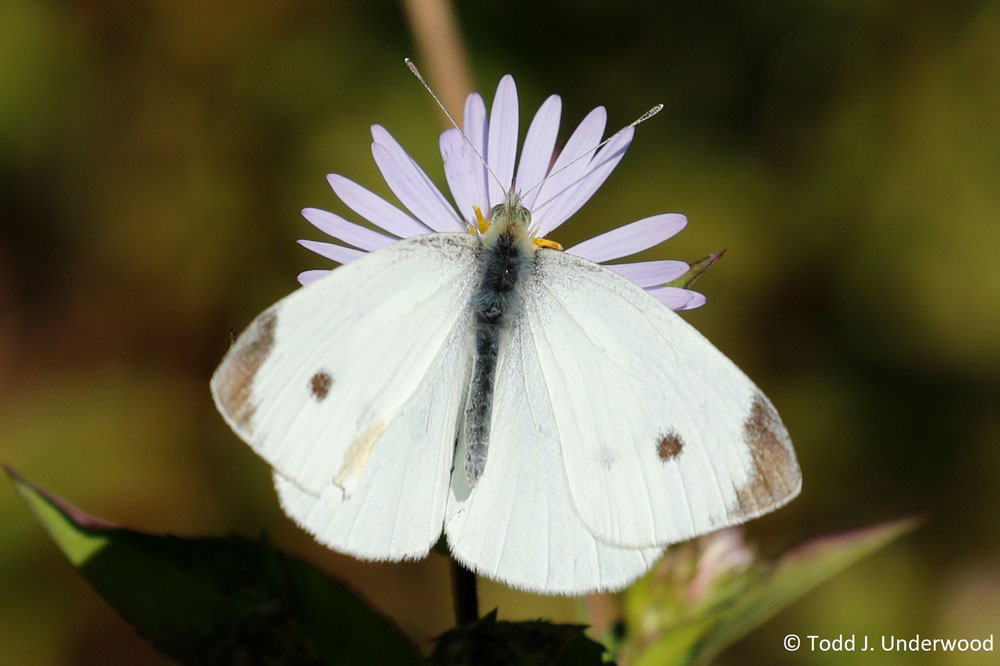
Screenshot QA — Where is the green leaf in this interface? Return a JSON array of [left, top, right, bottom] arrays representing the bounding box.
[[665, 251, 726, 289], [622, 519, 919, 666], [6, 466, 422, 666], [429, 610, 605, 666]]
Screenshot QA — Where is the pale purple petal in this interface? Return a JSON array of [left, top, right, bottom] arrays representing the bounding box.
[[529, 106, 607, 230], [463, 93, 490, 214], [646, 286, 695, 310], [303, 77, 705, 310], [301, 208, 396, 251], [370, 142, 459, 233], [565, 214, 687, 262], [327, 174, 431, 238], [370, 125, 464, 232], [516, 95, 561, 210], [298, 239, 364, 264], [534, 127, 633, 236], [440, 129, 479, 224], [487, 75, 518, 205], [678, 291, 706, 310], [605, 260, 690, 287], [298, 269, 330, 286]]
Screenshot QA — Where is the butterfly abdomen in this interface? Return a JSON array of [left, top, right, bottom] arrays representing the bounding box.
[[464, 216, 535, 486]]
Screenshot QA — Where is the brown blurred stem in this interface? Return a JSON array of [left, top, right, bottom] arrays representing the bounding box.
[[405, 1, 475, 627], [450, 557, 479, 625], [583, 592, 620, 637], [401, 0, 473, 126]]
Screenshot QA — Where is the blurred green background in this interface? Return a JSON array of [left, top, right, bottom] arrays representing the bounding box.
[[2, 1, 998, 664]]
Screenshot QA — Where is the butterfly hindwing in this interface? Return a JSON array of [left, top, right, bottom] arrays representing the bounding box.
[[444, 309, 664, 594]]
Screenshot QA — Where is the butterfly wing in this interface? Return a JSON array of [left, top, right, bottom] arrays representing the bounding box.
[[272, 316, 472, 559], [444, 308, 664, 594], [524, 250, 801, 549], [212, 233, 478, 556]]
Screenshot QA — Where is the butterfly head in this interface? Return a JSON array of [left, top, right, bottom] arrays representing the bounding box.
[[474, 187, 563, 251], [491, 188, 531, 230]]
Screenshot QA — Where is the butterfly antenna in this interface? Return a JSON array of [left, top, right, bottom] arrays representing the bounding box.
[[404, 58, 507, 203], [520, 103, 664, 205]]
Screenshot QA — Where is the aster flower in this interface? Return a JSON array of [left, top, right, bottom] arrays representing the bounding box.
[[298, 75, 705, 311]]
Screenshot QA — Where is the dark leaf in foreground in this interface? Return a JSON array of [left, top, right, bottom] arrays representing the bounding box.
[[6, 466, 421, 666], [430, 610, 605, 666]]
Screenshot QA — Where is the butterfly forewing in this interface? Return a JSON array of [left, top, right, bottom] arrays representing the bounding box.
[[272, 316, 473, 560], [524, 250, 801, 548], [211, 233, 479, 495]]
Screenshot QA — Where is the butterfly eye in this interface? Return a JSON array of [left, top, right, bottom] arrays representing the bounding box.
[[489, 204, 504, 220]]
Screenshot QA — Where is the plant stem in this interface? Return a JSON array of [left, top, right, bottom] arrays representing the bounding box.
[[400, 0, 473, 125], [449, 557, 479, 625]]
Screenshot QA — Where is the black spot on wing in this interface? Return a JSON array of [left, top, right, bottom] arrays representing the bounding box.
[[309, 370, 333, 401], [656, 430, 684, 461]]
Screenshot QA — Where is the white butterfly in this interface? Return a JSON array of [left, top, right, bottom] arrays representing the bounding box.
[[211, 73, 800, 595]]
